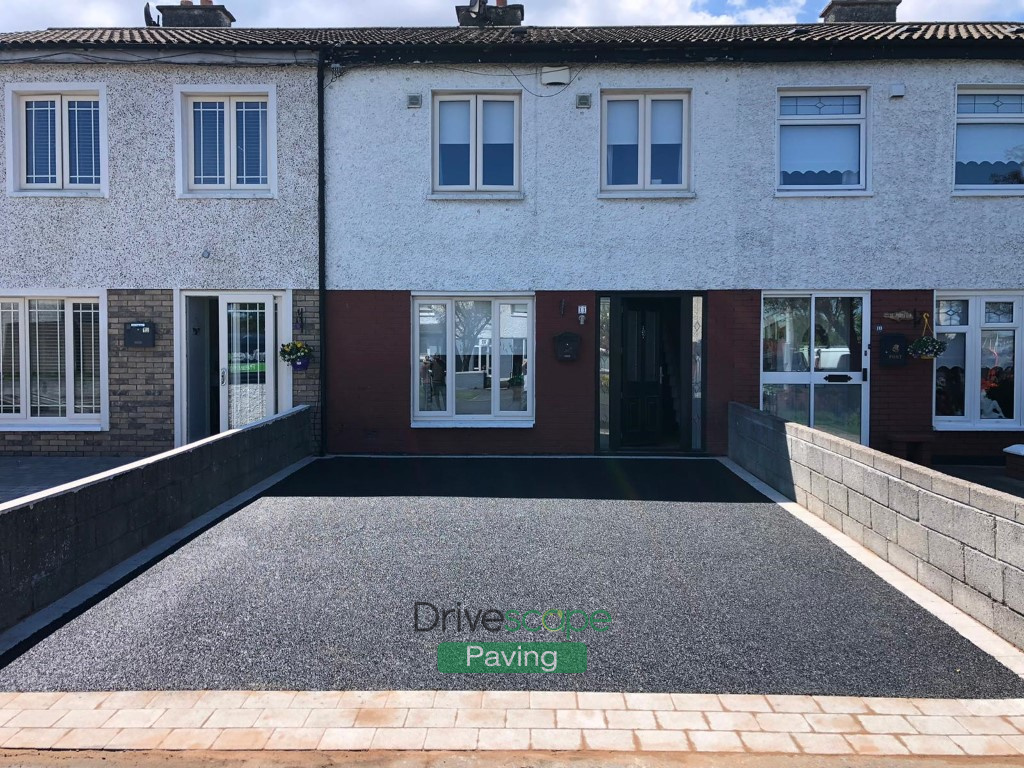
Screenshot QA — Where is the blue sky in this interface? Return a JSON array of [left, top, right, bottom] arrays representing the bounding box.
[[1, 0, 1022, 32]]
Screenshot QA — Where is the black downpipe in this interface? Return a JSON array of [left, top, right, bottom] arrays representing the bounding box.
[[317, 48, 328, 456]]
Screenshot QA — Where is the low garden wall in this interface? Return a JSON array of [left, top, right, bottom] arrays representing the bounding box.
[[0, 406, 314, 634], [729, 402, 1024, 650]]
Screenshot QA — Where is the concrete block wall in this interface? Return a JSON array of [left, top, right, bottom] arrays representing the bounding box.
[[0, 405, 314, 634], [729, 402, 1024, 650]]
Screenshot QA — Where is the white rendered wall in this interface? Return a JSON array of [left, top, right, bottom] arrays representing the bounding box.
[[325, 59, 1024, 292], [0, 63, 318, 289]]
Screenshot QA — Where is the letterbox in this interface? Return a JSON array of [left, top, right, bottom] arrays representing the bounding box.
[[554, 332, 582, 362], [124, 322, 156, 348]]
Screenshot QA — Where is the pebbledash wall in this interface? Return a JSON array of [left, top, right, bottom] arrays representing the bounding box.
[[730, 403, 1024, 650], [323, 60, 1024, 456], [0, 61, 319, 456]]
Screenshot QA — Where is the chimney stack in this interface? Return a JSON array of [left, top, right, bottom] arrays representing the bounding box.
[[157, 0, 236, 27], [456, 1, 525, 27], [820, 0, 900, 22]]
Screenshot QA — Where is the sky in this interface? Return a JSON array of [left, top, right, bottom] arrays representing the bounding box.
[[1, 0, 1023, 32]]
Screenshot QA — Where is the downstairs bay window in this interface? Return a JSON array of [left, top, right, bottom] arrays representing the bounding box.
[[934, 295, 1020, 429], [0, 297, 106, 429], [413, 297, 534, 426]]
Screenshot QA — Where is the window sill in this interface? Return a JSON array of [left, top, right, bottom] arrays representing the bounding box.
[[597, 191, 696, 200], [177, 190, 277, 200], [427, 192, 525, 201], [952, 188, 1024, 197], [0, 422, 106, 432], [412, 419, 535, 429], [775, 190, 873, 198], [933, 421, 1024, 432], [8, 190, 107, 199]]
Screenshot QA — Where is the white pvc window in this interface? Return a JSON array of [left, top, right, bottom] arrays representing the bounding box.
[[18, 93, 102, 191], [413, 297, 534, 423], [186, 95, 270, 191], [778, 91, 867, 191], [602, 93, 689, 191], [0, 297, 104, 426], [433, 93, 520, 192], [955, 89, 1024, 189]]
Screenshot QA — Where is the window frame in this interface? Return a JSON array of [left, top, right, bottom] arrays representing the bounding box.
[[411, 295, 535, 427], [431, 92, 522, 194], [173, 84, 278, 199], [776, 88, 869, 195], [4, 83, 108, 197], [953, 85, 1024, 195], [0, 292, 109, 431], [600, 91, 691, 193], [933, 292, 1024, 431]]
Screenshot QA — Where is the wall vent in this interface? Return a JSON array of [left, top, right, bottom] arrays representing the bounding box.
[[576, 93, 592, 109], [407, 94, 423, 109]]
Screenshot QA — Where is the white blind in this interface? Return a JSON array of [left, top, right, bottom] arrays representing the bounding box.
[[650, 100, 683, 144], [780, 124, 859, 173], [482, 100, 514, 145], [73, 302, 101, 415], [0, 302, 20, 415], [607, 100, 639, 145], [28, 299, 66, 418], [439, 100, 471, 144]]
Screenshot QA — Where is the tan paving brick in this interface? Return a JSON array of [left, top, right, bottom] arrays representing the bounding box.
[[53, 728, 118, 750], [455, 709, 506, 728], [756, 712, 811, 733], [741, 731, 800, 753], [794, 733, 855, 754], [424, 727, 479, 750], [338, 692, 389, 709], [957, 716, 1018, 735], [210, 728, 274, 750], [194, 692, 251, 709], [1010, 716, 1024, 732], [906, 715, 969, 735], [149, 692, 203, 709], [265, 728, 326, 750], [289, 692, 343, 710], [434, 691, 483, 709], [405, 708, 457, 728], [637, 729, 692, 751], [7, 710, 67, 728], [241, 692, 297, 710], [7, 693, 63, 710], [583, 729, 636, 751], [814, 696, 870, 714], [153, 709, 213, 729], [98, 692, 156, 710], [863, 697, 921, 715], [1004, 734, 1024, 754], [481, 691, 531, 709], [807, 713, 861, 733], [689, 730, 743, 752], [0, 693, 18, 708], [507, 708, 555, 729], [478, 728, 531, 750], [766, 695, 820, 713], [624, 693, 674, 710], [901, 735, 966, 755], [912, 699, 972, 717], [858, 715, 916, 734], [607, 710, 657, 730], [3, 728, 69, 749], [531, 728, 583, 750], [707, 711, 759, 731], [102, 709, 165, 729], [530, 692, 576, 710], [53, 710, 114, 729], [847, 734, 910, 755], [655, 711, 707, 730], [354, 708, 407, 728], [962, 700, 1024, 717], [159, 728, 222, 750], [203, 709, 261, 729], [0, 711, 14, 728], [720, 694, 772, 713], [0, 728, 19, 745], [556, 709, 604, 729], [671, 694, 722, 711], [51, 693, 109, 710], [950, 735, 1020, 756], [319, 727, 375, 750], [103, 728, 173, 750], [385, 691, 436, 709], [254, 708, 311, 728], [370, 727, 426, 750], [577, 692, 625, 710]]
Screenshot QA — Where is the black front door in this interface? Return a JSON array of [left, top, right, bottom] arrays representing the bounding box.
[[619, 299, 672, 447]]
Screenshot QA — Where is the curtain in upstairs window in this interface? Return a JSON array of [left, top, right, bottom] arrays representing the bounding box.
[[67, 99, 101, 186], [193, 101, 226, 186], [235, 100, 268, 186], [24, 99, 58, 185]]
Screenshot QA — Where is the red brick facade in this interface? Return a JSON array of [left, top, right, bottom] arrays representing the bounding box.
[[706, 290, 761, 455]]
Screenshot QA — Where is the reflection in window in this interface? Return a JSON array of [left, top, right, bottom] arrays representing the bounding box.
[[813, 296, 862, 373], [985, 302, 1014, 324], [937, 300, 968, 326], [498, 303, 528, 413], [956, 93, 1024, 186], [980, 330, 1015, 419], [455, 301, 493, 416], [417, 303, 447, 413], [935, 333, 966, 417], [763, 297, 811, 372], [762, 384, 809, 425]]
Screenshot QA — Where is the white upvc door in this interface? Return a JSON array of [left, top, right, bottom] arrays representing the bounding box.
[[218, 294, 276, 432]]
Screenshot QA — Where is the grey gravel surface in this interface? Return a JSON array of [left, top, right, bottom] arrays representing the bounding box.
[[2, 458, 1023, 697]]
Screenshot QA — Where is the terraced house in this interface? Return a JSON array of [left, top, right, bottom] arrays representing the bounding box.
[[3, 0, 1024, 464]]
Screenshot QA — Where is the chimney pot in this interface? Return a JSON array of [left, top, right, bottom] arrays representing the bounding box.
[[820, 0, 900, 22], [456, 1, 524, 26], [158, 1, 235, 26]]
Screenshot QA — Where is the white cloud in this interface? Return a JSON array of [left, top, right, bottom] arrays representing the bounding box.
[[898, 0, 1024, 20]]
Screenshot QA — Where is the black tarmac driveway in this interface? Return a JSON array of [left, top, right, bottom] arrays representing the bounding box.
[[2, 457, 1023, 698]]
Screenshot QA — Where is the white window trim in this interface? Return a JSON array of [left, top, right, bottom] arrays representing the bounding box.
[[776, 87, 869, 195], [600, 90, 692, 194], [431, 91, 522, 194], [953, 85, 1024, 195], [411, 295, 535, 427], [0, 290, 109, 432], [933, 292, 1023, 431], [4, 83, 109, 198], [173, 84, 278, 199]]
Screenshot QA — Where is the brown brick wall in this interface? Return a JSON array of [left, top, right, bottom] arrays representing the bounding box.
[[1, 290, 175, 457], [707, 290, 761, 455], [325, 291, 596, 455], [291, 290, 322, 450]]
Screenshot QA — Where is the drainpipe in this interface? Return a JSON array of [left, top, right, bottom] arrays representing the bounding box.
[[317, 47, 328, 456]]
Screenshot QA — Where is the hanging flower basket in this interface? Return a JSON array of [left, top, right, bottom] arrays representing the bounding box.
[[907, 314, 947, 360], [279, 341, 313, 371]]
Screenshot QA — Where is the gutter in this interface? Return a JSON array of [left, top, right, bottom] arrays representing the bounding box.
[[317, 46, 328, 457]]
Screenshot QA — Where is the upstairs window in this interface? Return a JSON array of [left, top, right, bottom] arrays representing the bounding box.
[[5, 86, 106, 194], [433, 93, 520, 192], [778, 91, 867, 191], [955, 90, 1024, 189], [601, 93, 689, 191]]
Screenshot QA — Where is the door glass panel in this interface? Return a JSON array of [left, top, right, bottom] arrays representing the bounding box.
[[762, 384, 809, 426], [813, 296, 862, 372], [498, 303, 527, 413], [813, 384, 861, 442], [0, 302, 20, 415], [691, 295, 703, 451], [936, 333, 966, 417], [980, 330, 1015, 419], [763, 296, 811, 372], [28, 299, 66, 417], [417, 303, 447, 413], [455, 300, 492, 415], [226, 302, 267, 429], [599, 297, 611, 450]]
